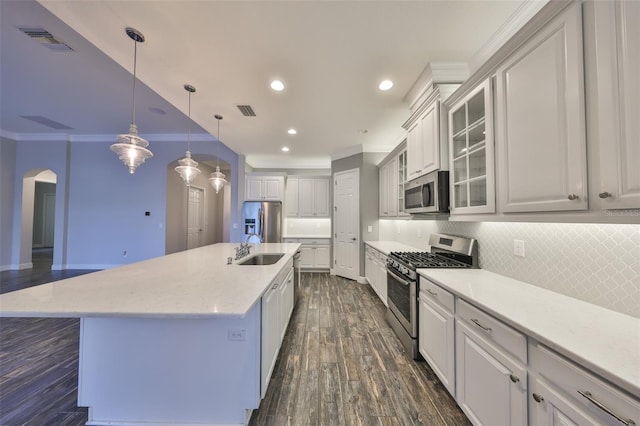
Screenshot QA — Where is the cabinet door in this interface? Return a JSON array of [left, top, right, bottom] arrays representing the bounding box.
[[279, 269, 294, 341], [261, 284, 280, 397], [419, 294, 454, 396], [419, 101, 440, 175], [314, 246, 330, 268], [496, 2, 587, 213], [449, 80, 496, 214], [591, 0, 640, 210], [264, 178, 283, 201], [379, 165, 388, 216], [530, 375, 598, 426], [376, 255, 387, 306], [246, 178, 264, 201], [313, 179, 330, 217], [456, 319, 527, 426], [407, 120, 423, 181], [299, 179, 316, 216], [365, 249, 375, 285], [299, 246, 315, 269], [285, 178, 299, 217]]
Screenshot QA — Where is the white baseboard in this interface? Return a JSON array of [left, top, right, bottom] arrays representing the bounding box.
[[63, 264, 117, 270], [1, 264, 11, 271], [357, 276, 369, 284]]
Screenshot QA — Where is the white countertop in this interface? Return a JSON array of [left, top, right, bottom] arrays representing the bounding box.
[[365, 240, 420, 255], [418, 268, 640, 397], [0, 243, 301, 319]]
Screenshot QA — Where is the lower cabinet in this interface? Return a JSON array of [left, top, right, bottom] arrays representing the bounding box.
[[261, 262, 294, 398], [285, 238, 330, 271], [529, 341, 640, 426], [364, 245, 387, 306], [418, 279, 455, 397]]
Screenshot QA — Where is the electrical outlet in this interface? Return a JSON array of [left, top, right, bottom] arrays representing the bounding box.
[[514, 240, 525, 257], [367, 225, 373, 233], [228, 328, 246, 341]]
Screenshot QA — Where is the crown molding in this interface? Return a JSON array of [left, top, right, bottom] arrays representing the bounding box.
[[0, 129, 216, 143]]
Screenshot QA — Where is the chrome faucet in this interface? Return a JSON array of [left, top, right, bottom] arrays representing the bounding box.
[[245, 232, 262, 244]]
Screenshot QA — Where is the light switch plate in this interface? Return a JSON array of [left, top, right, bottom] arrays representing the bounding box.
[[514, 240, 525, 257]]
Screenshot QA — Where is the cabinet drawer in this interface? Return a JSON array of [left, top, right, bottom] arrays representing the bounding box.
[[283, 238, 300, 243], [299, 238, 331, 246], [457, 299, 527, 363], [531, 342, 640, 426], [419, 278, 454, 313]]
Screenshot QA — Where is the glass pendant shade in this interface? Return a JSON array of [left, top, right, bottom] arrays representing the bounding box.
[[175, 84, 201, 186], [110, 123, 153, 174], [175, 151, 201, 186], [209, 166, 227, 194], [111, 28, 152, 174]]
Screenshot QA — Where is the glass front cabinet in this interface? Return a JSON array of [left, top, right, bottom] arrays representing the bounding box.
[[448, 79, 495, 214]]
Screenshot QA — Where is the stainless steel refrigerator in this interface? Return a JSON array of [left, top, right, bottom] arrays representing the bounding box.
[[241, 201, 283, 243]]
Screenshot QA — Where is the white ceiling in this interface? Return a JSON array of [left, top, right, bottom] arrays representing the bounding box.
[[1, 0, 526, 169]]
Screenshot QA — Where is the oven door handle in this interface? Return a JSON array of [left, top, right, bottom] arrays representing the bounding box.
[[387, 268, 412, 286]]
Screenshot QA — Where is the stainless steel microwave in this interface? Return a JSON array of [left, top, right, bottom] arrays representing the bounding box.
[[404, 171, 450, 214]]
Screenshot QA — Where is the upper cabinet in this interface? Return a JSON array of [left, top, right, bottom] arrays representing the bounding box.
[[586, 0, 640, 211], [403, 63, 467, 182], [495, 1, 587, 213], [285, 176, 330, 217], [448, 80, 495, 215], [379, 144, 410, 218], [245, 174, 285, 201]]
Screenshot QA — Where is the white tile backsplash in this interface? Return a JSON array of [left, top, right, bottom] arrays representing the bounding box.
[[379, 220, 640, 318], [284, 218, 331, 237]]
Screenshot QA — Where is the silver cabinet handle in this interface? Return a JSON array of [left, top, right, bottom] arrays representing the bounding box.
[[577, 390, 636, 426], [351, 237, 357, 241], [599, 192, 612, 199], [509, 374, 520, 383], [568, 194, 579, 200], [470, 318, 492, 332], [532, 393, 544, 403], [426, 289, 438, 297]]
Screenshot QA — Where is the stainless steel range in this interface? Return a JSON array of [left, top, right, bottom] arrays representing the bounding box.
[[386, 233, 478, 359]]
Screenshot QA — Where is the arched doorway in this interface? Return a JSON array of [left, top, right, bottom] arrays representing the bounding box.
[[165, 156, 231, 254], [17, 169, 57, 270]]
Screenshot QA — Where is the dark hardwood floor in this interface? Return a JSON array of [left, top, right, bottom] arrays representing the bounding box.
[[0, 254, 469, 425]]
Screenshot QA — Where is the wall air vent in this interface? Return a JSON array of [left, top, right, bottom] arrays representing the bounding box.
[[18, 27, 74, 52], [20, 115, 74, 130], [237, 105, 256, 117]]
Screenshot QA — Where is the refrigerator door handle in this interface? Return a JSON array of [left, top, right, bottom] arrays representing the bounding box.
[[259, 207, 264, 242]]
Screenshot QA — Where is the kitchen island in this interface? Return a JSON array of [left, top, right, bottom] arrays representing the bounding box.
[[0, 243, 301, 426]]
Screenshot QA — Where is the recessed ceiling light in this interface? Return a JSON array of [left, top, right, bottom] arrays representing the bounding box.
[[287, 128, 297, 135], [281, 146, 290, 152], [378, 80, 393, 91], [270, 80, 285, 91]]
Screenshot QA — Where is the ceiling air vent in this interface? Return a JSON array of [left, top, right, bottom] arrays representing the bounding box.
[[237, 105, 256, 117], [18, 27, 74, 52], [20, 115, 74, 130]]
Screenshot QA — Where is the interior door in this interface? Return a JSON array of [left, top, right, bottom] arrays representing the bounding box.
[[333, 169, 359, 281], [187, 187, 205, 249], [43, 193, 55, 247]]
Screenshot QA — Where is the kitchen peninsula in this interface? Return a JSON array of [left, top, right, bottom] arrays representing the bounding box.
[[0, 243, 301, 426]]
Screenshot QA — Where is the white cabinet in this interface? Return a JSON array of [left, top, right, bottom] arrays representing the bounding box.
[[495, 2, 587, 213], [448, 79, 495, 215], [364, 245, 387, 306], [261, 262, 295, 398], [285, 177, 330, 217], [285, 178, 299, 217], [406, 97, 446, 181], [246, 175, 285, 201], [587, 0, 640, 211], [379, 147, 409, 218], [288, 238, 330, 271], [529, 341, 640, 426], [379, 160, 397, 217], [455, 300, 527, 426], [299, 178, 330, 217], [418, 279, 455, 397]]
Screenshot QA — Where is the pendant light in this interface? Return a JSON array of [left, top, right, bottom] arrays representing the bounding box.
[[208, 114, 227, 194], [110, 27, 153, 174], [174, 84, 201, 186]]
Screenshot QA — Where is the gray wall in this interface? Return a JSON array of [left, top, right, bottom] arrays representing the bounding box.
[[331, 152, 386, 278], [1, 137, 17, 269]]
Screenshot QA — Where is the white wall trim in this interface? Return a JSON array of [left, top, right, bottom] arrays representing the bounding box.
[[356, 276, 368, 285], [62, 264, 119, 270], [0, 129, 216, 143]]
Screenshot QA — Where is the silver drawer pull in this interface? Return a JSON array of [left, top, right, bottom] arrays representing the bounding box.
[[509, 374, 520, 383], [532, 393, 544, 403], [577, 390, 636, 426], [426, 289, 438, 297], [568, 194, 580, 200], [471, 318, 492, 332], [599, 192, 612, 199]]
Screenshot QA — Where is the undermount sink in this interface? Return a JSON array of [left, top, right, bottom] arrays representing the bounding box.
[[237, 253, 284, 266]]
